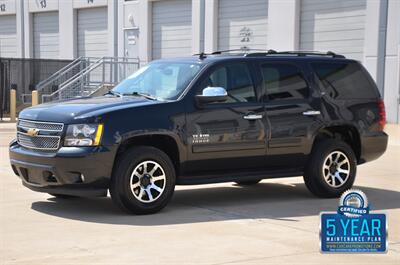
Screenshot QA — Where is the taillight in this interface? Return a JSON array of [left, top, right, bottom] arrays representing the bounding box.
[[378, 99, 386, 131]]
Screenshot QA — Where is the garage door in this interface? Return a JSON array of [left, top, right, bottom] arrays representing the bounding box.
[[300, 0, 367, 61], [0, 15, 17, 57], [218, 0, 268, 51], [152, 0, 192, 59], [77, 7, 108, 57], [33, 12, 59, 59]]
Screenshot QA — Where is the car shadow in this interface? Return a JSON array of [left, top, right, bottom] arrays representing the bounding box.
[[31, 182, 400, 226]]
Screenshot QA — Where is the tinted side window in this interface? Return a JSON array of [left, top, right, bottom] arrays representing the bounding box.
[[199, 63, 256, 103], [311, 62, 379, 99], [261, 63, 309, 100]]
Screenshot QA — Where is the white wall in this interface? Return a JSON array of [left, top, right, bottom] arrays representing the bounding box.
[[19, 0, 117, 59], [267, 0, 299, 51], [383, 0, 400, 123], [1, 0, 399, 122], [0, 0, 23, 57]]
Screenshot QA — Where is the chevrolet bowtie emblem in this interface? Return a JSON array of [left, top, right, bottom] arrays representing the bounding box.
[[27, 128, 40, 137]]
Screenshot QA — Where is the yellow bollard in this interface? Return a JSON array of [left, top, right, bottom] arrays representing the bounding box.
[[10, 88, 16, 122], [32, 90, 39, 106]]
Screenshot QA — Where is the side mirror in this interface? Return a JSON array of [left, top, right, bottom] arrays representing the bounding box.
[[195, 87, 228, 105]]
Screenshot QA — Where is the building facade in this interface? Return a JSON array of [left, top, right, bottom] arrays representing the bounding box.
[[0, 0, 399, 123]]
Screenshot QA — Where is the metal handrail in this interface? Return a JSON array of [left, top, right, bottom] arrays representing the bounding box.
[[58, 57, 104, 88], [41, 56, 140, 102], [42, 57, 104, 101], [35, 57, 84, 91]]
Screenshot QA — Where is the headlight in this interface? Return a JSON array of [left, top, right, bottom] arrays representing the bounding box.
[[64, 124, 103, 146]]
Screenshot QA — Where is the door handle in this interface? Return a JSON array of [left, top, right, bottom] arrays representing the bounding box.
[[243, 114, 263, 120], [302, 110, 321, 116]]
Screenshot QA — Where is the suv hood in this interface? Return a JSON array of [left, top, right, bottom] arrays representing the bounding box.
[[19, 96, 158, 123]]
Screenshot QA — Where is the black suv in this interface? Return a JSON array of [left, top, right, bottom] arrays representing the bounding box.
[[9, 51, 388, 214]]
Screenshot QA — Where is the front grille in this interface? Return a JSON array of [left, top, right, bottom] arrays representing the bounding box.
[[17, 119, 63, 151], [17, 132, 60, 150], [18, 119, 64, 131]]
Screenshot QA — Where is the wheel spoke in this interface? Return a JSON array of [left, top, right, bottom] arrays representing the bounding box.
[[335, 172, 345, 184], [133, 172, 141, 179], [138, 188, 145, 199], [143, 162, 148, 173], [149, 164, 159, 176], [131, 182, 140, 189], [327, 156, 332, 165], [146, 189, 153, 201], [334, 153, 341, 163], [152, 175, 165, 182], [150, 184, 163, 193], [331, 174, 336, 186], [338, 168, 349, 175]]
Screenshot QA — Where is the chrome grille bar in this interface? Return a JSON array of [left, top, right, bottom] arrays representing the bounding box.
[[16, 119, 64, 150], [18, 119, 64, 132]]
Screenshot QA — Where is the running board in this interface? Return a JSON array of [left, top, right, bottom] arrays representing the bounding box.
[[177, 169, 303, 185]]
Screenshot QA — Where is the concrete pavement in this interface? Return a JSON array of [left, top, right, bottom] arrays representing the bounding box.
[[0, 122, 399, 264]]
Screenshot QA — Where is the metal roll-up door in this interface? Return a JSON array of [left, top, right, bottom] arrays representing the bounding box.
[[33, 11, 59, 59], [152, 0, 192, 59], [300, 0, 367, 61], [218, 0, 268, 51], [0, 15, 17, 57], [77, 7, 108, 57]]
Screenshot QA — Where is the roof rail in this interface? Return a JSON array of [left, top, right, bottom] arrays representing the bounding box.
[[211, 48, 267, 54], [194, 50, 346, 59], [193, 48, 266, 59], [245, 50, 345, 58]]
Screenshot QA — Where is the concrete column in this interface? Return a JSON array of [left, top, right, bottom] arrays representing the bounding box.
[[59, 0, 74, 59], [138, 0, 151, 63], [192, 0, 205, 54], [108, 0, 118, 57], [267, 0, 300, 51], [15, 0, 24, 58], [204, 0, 217, 53], [23, 0, 32, 58], [383, 0, 400, 123], [363, 0, 388, 94], [117, 0, 124, 58]]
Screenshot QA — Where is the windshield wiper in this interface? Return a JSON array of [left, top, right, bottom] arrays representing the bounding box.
[[104, 90, 123, 97], [127, 91, 158, 101]]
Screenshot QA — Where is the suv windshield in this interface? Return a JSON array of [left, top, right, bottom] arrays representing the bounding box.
[[112, 61, 202, 100]]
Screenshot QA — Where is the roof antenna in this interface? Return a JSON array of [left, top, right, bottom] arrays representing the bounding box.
[[198, 52, 207, 60]]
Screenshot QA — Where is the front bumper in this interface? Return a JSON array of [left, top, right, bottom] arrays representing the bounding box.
[[359, 131, 388, 164], [9, 140, 115, 197]]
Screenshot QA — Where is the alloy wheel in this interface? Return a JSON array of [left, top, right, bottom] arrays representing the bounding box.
[[130, 160, 166, 203], [322, 151, 351, 188]]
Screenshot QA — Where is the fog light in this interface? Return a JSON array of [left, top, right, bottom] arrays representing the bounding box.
[[44, 171, 58, 183]]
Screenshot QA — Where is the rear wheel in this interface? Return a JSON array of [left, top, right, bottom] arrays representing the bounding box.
[[304, 139, 356, 198], [235, 179, 261, 186], [110, 146, 176, 214]]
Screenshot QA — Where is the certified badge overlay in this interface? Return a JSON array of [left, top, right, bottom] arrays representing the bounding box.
[[320, 189, 387, 253]]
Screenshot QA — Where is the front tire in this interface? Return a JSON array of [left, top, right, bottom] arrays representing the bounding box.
[[304, 139, 356, 198], [110, 146, 176, 214]]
